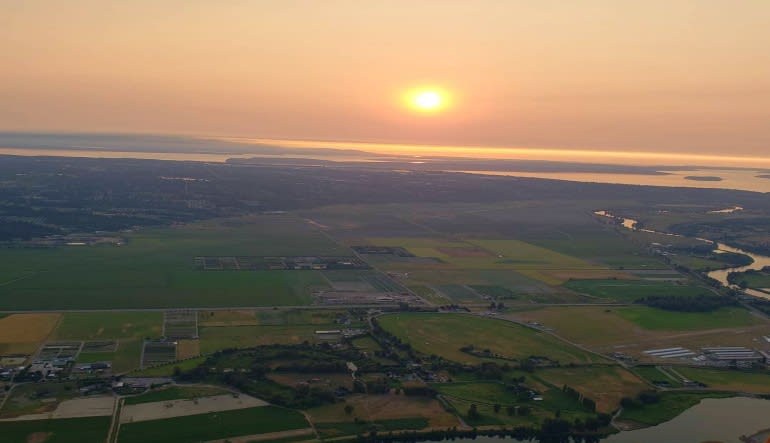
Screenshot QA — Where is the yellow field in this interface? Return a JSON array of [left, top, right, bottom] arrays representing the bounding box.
[[537, 366, 648, 412], [0, 313, 61, 355], [176, 339, 201, 360]]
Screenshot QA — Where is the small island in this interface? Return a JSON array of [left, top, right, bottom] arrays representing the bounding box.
[[684, 175, 723, 182], [756, 174, 770, 180]]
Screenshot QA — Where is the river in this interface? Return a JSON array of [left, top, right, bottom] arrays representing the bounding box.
[[595, 211, 770, 300]]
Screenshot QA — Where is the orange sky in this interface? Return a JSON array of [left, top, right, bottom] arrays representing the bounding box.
[[2, 1, 769, 156]]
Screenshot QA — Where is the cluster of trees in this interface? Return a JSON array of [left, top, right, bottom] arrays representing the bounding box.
[[635, 295, 737, 312], [620, 391, 660, 409], [562, 385, 597, 412], [176, 344, 371, 409], [365, 414, 612, 443]]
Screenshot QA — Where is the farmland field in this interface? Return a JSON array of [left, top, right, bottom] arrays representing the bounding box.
[[615, 306, 759, 330], [52, 312, 163, 372], [124, 385, 230, 405], [117, 406, 309, 443], [563, 279, 713, 301], [0, 416, 111, 443], [378, 313, 600, 364], [513, 305, 770, 358], [199, 325, 322, 354], [674, 367, 770, 394], [535, 366, 648, 412], [53, 312, 162, 340], [0, 313, 61, 356], [0, 216, 339, 310]]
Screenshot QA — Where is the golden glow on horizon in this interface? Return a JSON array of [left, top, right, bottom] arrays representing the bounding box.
[[214, 136, 770, 168], [403, 87, 451, 114]]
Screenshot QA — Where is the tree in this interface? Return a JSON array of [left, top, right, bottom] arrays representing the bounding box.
[[344, 404, 354, 415], [493, 403, 501, 413], [467, 404, 480, 420]]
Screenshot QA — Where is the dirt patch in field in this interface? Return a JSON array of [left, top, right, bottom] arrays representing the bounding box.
[[120, 394, 267, 423], [307, 394, 459, 428], [436, 246, 493, 257], [0, 396, 116, 421], [176, 339, 200, 360], [26, 432, 52, 443]]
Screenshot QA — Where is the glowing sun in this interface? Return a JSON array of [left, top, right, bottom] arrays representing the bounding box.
[[404, 88, 450, 113]]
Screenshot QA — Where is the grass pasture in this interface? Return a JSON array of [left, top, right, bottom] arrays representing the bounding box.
[[117, 406, 309, 443], [378, 313, 600, 365], [0, 416, 111, 443]]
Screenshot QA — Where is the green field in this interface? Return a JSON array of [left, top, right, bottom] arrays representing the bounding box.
[[732, 271, 770, 289], [366, 236, 597, 271], [378, 313, 600, 364], [534, 233, 667, 269], [434, 381, 589, 426], [618, 391, 733, 426], [199, 325, 322, 354], [124, 385, 230, 405], [674, 367, 770, 394], [117, 406, 309, 443], [564, 279, 712, 301], [0, 416, 111, 443], [616, 306, 758, 330], [0, 216, 338, 310]]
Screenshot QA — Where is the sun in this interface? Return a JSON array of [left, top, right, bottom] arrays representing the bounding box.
[[415, 91, 442, 110], [404, 87, 450, 113]]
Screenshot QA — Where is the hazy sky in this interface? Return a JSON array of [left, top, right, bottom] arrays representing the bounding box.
[[2, 1, 769, 156]]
